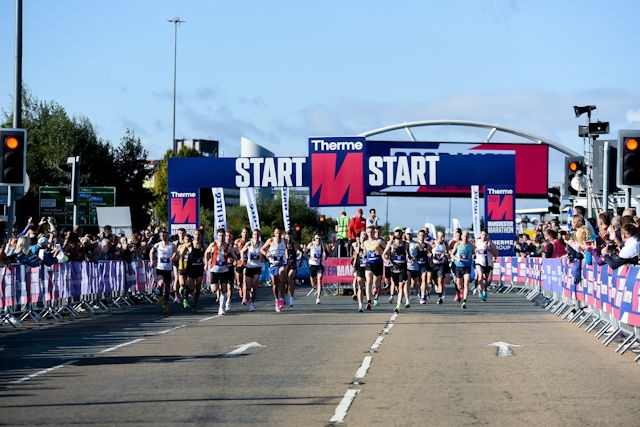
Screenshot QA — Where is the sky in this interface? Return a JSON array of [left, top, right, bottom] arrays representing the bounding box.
[[1, 0, 639, 231]]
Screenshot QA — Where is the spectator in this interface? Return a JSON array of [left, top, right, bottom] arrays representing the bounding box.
[[334, 210, 350, 257], [348, 208, 367, 243], [602, 223, 639, 269], [15, 235, 41, 267], [542, 229, 566, 258], [366, 208, 381, 228]]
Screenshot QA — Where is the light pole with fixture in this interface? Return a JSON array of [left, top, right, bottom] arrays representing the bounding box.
[[168, 17, 185, 156]]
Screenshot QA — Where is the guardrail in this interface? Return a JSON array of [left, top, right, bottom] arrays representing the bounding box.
[[492, 256, 640, 363]]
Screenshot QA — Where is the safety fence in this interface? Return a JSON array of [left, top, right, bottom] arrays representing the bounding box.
[[492, 256, 640, 363]]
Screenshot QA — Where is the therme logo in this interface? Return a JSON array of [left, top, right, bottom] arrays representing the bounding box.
[[309, 137, 366, 206], [171, 197, 197, 223]]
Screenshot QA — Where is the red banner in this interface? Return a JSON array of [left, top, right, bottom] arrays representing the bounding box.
[[322, 258, 354, 283]]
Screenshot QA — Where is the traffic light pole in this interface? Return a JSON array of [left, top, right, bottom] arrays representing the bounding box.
[[8, 0, 23, 239]]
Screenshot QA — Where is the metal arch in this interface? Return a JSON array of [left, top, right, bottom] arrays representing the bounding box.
[[359, 120, 580, 157]]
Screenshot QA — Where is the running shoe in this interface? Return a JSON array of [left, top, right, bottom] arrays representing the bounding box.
[[277, 299, 285, 309], [218, 307, 225, 315], [179, 286, 185, 297], [366, 302, 372, 311], [372, 287, 378, 297], [389, 296, 393, 304], [373, 299, 379, 307], [420, 298, 426, 304], [352, 294, 357, 301], [454, 292, 460, 302], [183, 299, 190, 309], [242, 298, 248, 305], [249, 302, 256, 312], [316, 298, 321, 305], [275, 301, 281, 313], [461, 301, 467, 309], [163, 304, 169, 313], [225, 304, 231, 312], [405, 302, 410, 309], [394, 307, 399, 314], [173, 296, 181, 304], [288, 297, 295, 307], [437, 297, 443, 305], [156, 296, 164, 306], [358, 308, 364, 313]]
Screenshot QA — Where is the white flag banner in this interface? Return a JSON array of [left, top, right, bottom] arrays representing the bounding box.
[[452, 218, 461, 233], [212, 187, 227, 231], [281, 187, 291, 232], [242, 187, 260, 231], [471, 185, 481, 238], [424, 222, 437, 240]]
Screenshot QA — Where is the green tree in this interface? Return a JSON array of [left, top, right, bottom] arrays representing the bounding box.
[[112, 129, 153, 230]]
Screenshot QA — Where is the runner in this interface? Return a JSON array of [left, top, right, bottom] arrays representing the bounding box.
[[405, 228, 421, 302], [185, 228, 205, 312], [351, 229, 368, 312], [240, 228, 264, 312], [304, 233, 327, 304], [451, 230, 474, 309], [431, 231, 450, 304], [171, 227, 187, 304], [224, 230, 240, 312], [449, 228, 462, 302], [383, 227, 410, 313], [177, 233, 193, 308], [474, 229, 499, 302], [204, 228, 233, 315], [234, 227, 249, 303], [149, 229, 176, 314], [364, 225, 386, 310], [415, 229, 432, 304], [261, 226, 288, 312], [284, 229, 303, 307]]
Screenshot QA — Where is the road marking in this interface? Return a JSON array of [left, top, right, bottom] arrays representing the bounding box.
[[355, 355, 373, 378], [158, 325, 185, 334], [382, 323, 394, 334], [10, 360, 77, 384], [371, 336, 385, 350], [223, 342, 266, 357], [486, 341, 522, 357], [329, 389, 360, 423], [99, 338, 145, 354]]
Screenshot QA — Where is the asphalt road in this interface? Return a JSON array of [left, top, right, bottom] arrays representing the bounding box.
[[1, 285, 639, 426]]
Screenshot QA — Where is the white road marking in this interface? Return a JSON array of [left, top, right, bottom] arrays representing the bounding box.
[[329, 389, 360, 423], [10, 360, 77, 384], [371, 336, 385, 350], [223, 342, 266, 357], [355, 355, 373, 378], [99, 338, 145, 354], [486, 341, 522, 357]]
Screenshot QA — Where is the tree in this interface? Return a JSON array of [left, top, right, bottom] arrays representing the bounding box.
[[112, 129, 153, 230]]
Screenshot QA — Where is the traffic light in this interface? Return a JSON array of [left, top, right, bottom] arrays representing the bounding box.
[[293, 224, 302, 242], [592, 140, 618, 194], [564, 155, 586, 197], [0, 128, 27, 185], [60, 156, 81, 203], [618, 130, 640, 187], [317, 214, 327, 238], [547, 186, 561, 215]]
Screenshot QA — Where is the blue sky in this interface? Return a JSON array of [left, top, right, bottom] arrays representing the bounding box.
[[1, 0, 639, 230]]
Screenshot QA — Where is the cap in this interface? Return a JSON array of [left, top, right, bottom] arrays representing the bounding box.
[[405, 227, 414, 235], [357, 208, 363, 213], [586, 234, 597, 242], [38, 237, 50, 247], [394, 226, 403, 232]]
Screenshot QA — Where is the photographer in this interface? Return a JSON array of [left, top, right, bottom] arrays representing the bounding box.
[[602, 223, 639, 269]]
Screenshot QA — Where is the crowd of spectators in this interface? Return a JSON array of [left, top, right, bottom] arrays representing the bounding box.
[[513, 207, 640, 270], [0, 216, 165, 267]]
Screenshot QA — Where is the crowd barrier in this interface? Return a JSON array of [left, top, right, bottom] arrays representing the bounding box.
[[492, 256, 640, 362]]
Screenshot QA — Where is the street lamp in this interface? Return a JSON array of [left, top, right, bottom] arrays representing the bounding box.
[[168, 17, 185, 156]]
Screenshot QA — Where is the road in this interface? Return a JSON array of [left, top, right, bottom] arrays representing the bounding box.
[[1, 286, 639, 426]]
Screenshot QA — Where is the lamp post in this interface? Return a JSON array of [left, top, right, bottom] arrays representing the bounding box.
[[168, 17, 185, 156]]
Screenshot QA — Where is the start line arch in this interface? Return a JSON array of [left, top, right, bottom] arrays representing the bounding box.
[[167, 121, 571, 254]]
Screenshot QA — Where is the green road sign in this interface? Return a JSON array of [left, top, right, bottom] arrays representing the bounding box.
[[39, 186, 116, 227]]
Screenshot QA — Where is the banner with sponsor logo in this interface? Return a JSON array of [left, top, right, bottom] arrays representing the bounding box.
[[281, 187, 290, 232], [471, 185, 480, 237], [212, 188, 227, 232], [242, 187, 260, 231], [169, 190, 199, 235], [484, 184, 516, 256]]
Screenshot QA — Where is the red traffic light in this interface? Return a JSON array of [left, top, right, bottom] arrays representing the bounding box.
[[568, 161, 580, 172], [294, 224, 301, 232], [319, 215, 325, 222]]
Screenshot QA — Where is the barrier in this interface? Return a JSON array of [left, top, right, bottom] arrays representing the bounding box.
[[493, 256, 640, 362]]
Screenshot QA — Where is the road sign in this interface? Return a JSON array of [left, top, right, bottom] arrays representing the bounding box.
[[39, 186, 116, 227]]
